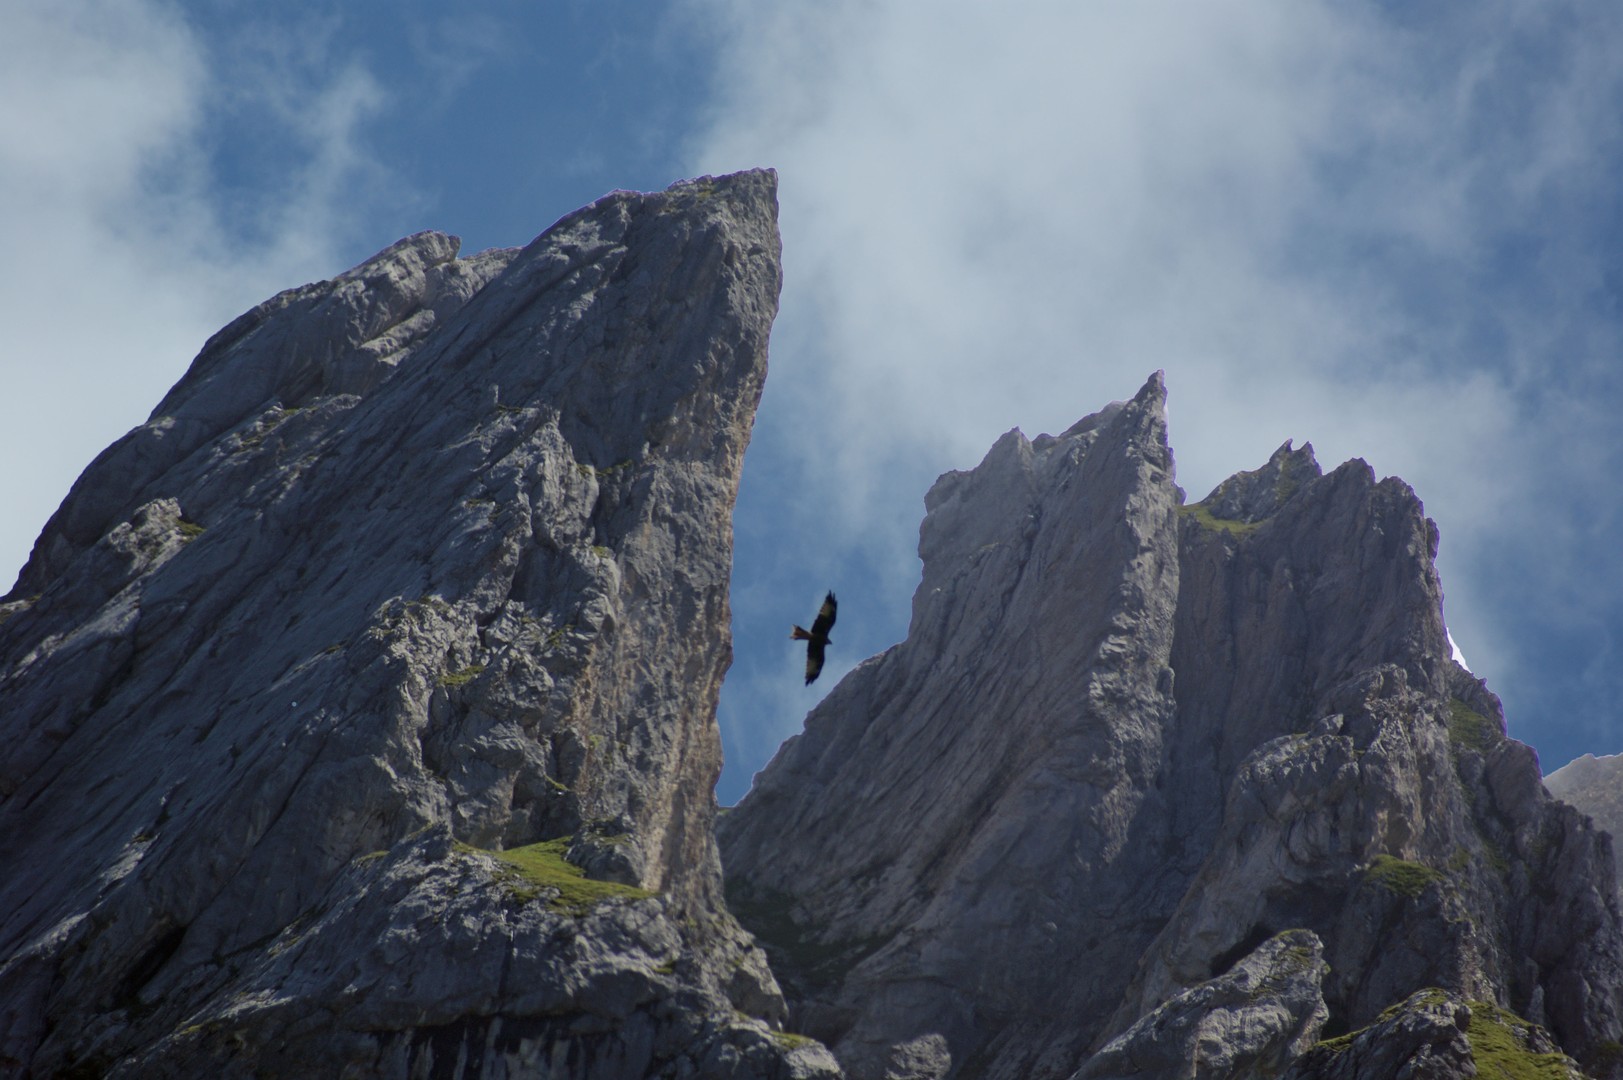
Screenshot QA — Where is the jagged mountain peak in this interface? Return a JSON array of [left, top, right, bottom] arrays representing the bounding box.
[[912, 371, 1171, 642], [6, 174, 1621, 1080], [721, 374, 1623, 1080], [1191, 436, 1320, 524], [0, 169, 844, 1079]]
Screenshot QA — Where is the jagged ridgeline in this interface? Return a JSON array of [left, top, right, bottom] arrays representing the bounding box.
[[0, 172, 842, 1079], [4, 169, 1621, 1080], [720, 374, 1623, 1080]]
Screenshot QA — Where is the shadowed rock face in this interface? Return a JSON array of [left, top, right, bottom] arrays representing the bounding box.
[[720, 376, 1183, 1080], [0, 170, 839, 1079], [1548, 753, 1623, 891], [719, 375, 1623, 1080], [1074, 929, 1330, 1080]]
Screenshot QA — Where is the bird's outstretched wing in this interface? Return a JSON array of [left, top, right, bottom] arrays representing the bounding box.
[[810, 592, 837, 637], [791, 592, 838, 684], [804, 637, 826, 685]]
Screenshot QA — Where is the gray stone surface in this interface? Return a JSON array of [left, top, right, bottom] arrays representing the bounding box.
[[1282, 988, 1586, 1080], [0, 170, 838, 1078], [9, 166, 1623, 1080], [721, 376, 1182, 1080], [1282, 990, 1476, 1080], [719, 374, 1623, 1079], [1548, 752, 1623, 890], [1073, 929, 1329, 1080]]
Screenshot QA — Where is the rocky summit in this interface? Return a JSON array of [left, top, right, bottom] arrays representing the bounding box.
[[4, 170, 1622, 1080], [720, 374, 1623, 1079], [0, 170, 839, 1079]]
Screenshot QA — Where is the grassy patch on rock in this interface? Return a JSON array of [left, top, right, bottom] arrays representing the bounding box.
[[1466, 1001, 1583, 1079], [439, 664, 485, 688], [1178, 501, 1265, 536], [770, 1031, 820, 1051], [1307, 990, 1582, 1078], [461, 838, 653, 914], [1448, 699, 1500, 754], [1363, 854, 1444, 898]]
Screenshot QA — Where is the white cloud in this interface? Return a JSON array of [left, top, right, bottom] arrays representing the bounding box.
[[1, 0, 212, 590], [688, 0, 1623, 785], [0, 1, 399, 593], [1448, 630, 1470, 672]]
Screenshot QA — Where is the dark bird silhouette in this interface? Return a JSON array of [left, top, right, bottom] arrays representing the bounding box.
[[791, 591, 837, 684]]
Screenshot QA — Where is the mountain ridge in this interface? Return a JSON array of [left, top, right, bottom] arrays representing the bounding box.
[[721, 373, 1623, 1080], [3, 171, 1620, 1080]]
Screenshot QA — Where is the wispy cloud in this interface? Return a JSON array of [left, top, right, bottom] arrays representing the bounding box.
[[687, 0, 1623, 793], [0, 1, 404, 593], [7, 1, 1619, 797]]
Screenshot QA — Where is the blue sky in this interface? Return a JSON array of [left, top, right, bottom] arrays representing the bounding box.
[[5, 1, 1623, 805]]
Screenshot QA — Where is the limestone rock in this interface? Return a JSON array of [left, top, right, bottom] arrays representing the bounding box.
[[719, 374, 1623, 1079], [1547, 753, 1623, 890], [1282, 989, 1586, 1080], [721, 375, 1181, 1079], [1282, 989, 1476, 1080], [1073, 929, 1329, 1080], [0, 171, 837, 1078]]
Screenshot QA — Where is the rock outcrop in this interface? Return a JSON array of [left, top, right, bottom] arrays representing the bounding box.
[[0, 170, 838, 1079], [1282, 988, 1587, 1080], [1074, 929, 1329, 1080], [719, 374, 1623, 1079], [1548, 753, 1623, 890]]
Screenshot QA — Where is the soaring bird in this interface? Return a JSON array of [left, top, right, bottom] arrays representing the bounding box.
[[791, 592, 837, 685]]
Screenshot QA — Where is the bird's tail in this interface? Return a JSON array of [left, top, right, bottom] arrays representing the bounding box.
[[791, 625, 812, 640]]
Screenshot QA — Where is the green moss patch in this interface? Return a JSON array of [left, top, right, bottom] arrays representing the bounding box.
[[1309, 992, 1580, 1077], [1272, 454, 1312, 505], [575, 459, 634, 479], [1178, 501, 1264, 536], [1311, 1030, 1357, 1056], [462, 839, 653, 914], [1364, 854, 1444, 898], [1466, 1001, 1582, 1079], [1448, 699, 1500, 754], [770, 1031, 821, 1051], [1310, 989, 1451, 1058], [439, 664, 485, 688]]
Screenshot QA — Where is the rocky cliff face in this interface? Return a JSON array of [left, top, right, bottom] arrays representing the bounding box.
[[719, 374, 1623, 1080], [0, 170, 838, 1079], [6, 172, 1619, 1080], [1548, 754, 1623, 891]]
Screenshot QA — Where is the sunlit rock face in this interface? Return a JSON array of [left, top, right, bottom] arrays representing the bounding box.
[[0, 170, 841, 1080], [719, 374, 1623, 1080]]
